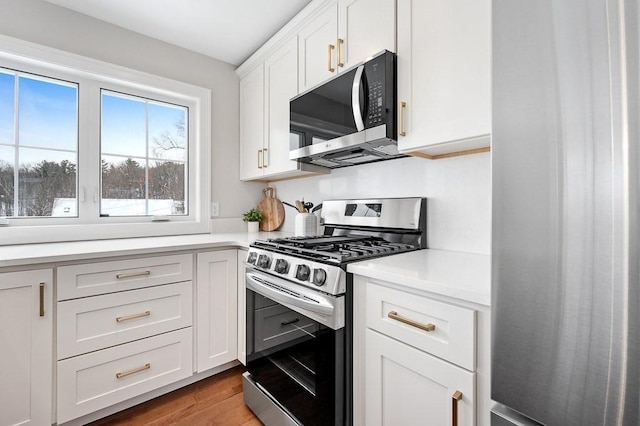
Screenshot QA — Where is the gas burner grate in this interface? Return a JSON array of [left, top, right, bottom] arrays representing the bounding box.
[[253, 236, 417, 264]]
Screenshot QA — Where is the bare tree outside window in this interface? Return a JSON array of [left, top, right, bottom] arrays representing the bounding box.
[[100, 91, 188, 217]]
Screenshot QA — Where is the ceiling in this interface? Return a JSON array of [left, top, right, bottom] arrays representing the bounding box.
[[44, 0, 312, 66]]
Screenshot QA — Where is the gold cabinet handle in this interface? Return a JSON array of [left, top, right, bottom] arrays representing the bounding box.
[[328, 44, 335, 72], [116, 270, 151, 280], [263, 147, 268, 168], [337, 38, 344, 67], [452, 390, 463, 426], [258, 149, 263, 169], [39, 282, 45, 317], [116, 363, 150, 379], [116, 310, 151, 323], [399, 101, 407, 136], [387, 310, 436, 332]]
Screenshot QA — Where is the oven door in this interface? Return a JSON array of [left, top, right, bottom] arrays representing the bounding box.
[[245, 267, 345, 426]]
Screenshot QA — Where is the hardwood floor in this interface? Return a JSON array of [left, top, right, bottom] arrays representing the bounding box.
[[89, 366, 262, 426]]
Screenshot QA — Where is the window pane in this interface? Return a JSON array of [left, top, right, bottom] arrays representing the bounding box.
[[18, 148, 77, 217], [18, 76, 77, 151], [149, 160, 186, 214], [0, 72, 14, 145], [149, 103, 187, 161], [101, 91, 188, 217], [101, 93, 146, 157], [0, 146, 14, 217], [101, 155, 146, 216]]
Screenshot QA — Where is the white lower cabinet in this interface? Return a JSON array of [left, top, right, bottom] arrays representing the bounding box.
[[56, 254, 194, 424], [0, 269, 53, 426], [366, 330, 475, 426], [354, 277, 484, 426], [196, 250, 238, 372], [57, 328, 193, 424]]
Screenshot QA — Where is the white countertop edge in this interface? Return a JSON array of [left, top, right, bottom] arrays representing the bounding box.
[[347, 249, 491, 306], [0, 232, 292, 268]]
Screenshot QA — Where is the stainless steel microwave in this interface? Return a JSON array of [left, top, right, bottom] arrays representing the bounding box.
[[289, 50, 403, 168]]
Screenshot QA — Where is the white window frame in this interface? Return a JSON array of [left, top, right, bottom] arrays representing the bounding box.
[[0, 35, 211, 245]]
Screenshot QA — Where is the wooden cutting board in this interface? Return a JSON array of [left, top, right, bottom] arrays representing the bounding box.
[[257, 187, 285, 231]]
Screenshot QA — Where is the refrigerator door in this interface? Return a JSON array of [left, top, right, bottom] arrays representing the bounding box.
[[492, 0, 639, 425]]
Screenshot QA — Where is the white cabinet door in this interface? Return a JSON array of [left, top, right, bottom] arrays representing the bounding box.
[[365, 329, 475, 426], [196, 250, 238, 372], [265, 37, 299, 175], [240, 64, 265, 180], [337, 0, 395, 70], [397, 0, 490, 156], [0, 269, 52, 426], [298, 3, 339, 92]]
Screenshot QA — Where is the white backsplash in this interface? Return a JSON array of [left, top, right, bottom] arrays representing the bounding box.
[[269, 153, 491, 255]]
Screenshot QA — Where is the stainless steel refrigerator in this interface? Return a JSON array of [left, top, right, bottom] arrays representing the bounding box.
[[491, 0, 639, 425]]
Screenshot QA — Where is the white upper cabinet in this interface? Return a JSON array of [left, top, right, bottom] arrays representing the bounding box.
[[337, 0, 396, 71], [397, 0, 491, 157], [240, 36, 327, 181], [239, 64, 266, 180], [265, 37, 302, 175], [298, 3, 339, 92], [299, 0, 396, 92]]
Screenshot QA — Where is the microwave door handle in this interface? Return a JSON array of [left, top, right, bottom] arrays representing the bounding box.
[[351, 65, 365, 131]]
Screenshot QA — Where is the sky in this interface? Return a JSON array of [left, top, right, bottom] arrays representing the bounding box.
[[0, 69, 187, 168]]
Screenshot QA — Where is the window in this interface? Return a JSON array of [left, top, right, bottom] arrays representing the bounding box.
[[0, 69, 78, 218], [0, 38, 211, 245], [100, 91, 188, 217]]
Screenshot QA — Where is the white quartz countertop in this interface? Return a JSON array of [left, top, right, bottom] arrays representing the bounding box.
[[0, 232, 291, 268], [347, 249, 491, 306]]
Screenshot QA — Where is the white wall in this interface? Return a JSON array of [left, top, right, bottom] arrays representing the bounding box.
[[270, 153, 491, 255], [0, 0, 263, 219]]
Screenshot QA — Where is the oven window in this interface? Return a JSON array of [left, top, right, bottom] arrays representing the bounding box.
[[246, 290, 344, 426]]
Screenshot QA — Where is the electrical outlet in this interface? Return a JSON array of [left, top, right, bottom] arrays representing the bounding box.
[[211, 202, 220, 217]]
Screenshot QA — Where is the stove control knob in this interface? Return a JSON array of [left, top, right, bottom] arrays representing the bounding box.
[[274, 259, 289, 274], [312, 269, 327, 286], [295, 264, 311, 281], [247, 252, 258, 265], [257, 254, 272, 269]]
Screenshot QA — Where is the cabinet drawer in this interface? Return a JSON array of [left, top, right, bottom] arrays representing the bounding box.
[[57, 281, 193, 359], [57, 328, 193, 424], [57, 254, 193, 300], [366, 282, 476, 370]]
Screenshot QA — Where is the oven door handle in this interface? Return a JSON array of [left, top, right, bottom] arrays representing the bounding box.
[[246, 272, 335, 317]]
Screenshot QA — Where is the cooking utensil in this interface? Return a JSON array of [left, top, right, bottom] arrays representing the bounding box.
[[257, 187, 285, 231], [295, 200, 305, 213]]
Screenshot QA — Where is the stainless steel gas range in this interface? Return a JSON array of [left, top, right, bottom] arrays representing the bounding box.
[[242, 197, 427, 426]]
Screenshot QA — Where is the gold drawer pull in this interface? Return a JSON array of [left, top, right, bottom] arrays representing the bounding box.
[[116, 363, 150, 379], [328, 44, 335, 72], [39, 282, 45, 317], [116, 270, 151, 279], [452, 390, 463, 426], [116, 311, 151, 323], [337, 38, 344, 67], [387, 311, 436, 332], [263, 147, 268, 168], [399, 101, 407, 136]]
